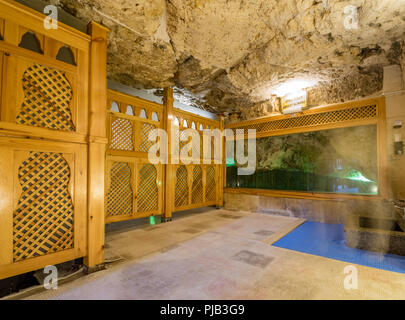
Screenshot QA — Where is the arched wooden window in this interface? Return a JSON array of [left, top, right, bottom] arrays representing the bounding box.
[[56, 46, 76, 65], [139, 109, 147, 119], [19, 31, 43, 54], [110, 101, 120, 112], [152, 112, 159, 121], [125, 105, 134, 116]]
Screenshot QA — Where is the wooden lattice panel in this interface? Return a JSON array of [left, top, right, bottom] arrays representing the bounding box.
[[192, 132, 201, 158], [16, 64, 75, 131], [237, 105, 377, 133], [192, 166, 203, 204], [175, 166, 188, 208], [110, 118, 134, 151], [178, 129, 188, 154], [206, 166, 216, 202], [13, 152, 74, 262], [139, 123, 157, 153], [137, 164, 158, 212], [107, 162, 133, 217]]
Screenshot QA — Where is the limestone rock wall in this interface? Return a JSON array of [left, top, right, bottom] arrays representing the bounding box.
[[306, 66, 383, 106]]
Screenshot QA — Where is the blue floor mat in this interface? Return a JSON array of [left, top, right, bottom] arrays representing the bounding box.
[[273, 221, 405, 274]]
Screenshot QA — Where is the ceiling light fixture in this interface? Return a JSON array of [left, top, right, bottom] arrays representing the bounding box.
[[272, 79, 317, 98]]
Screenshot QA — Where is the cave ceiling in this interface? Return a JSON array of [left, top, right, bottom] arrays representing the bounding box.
[[47, 0, 405, 114]]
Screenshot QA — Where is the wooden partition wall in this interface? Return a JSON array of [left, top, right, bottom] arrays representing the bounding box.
[[168, 106, 223, 216], [105, 88, 225, 223], [105, 89, 165, 223], [0, 0, 223, 280], [0, 1, 108, 279]]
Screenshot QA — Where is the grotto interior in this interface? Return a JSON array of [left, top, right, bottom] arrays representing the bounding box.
[[1, 0, 405, 300]]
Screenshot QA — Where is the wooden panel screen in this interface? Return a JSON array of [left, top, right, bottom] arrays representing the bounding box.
[[110, 118, 134, 151], [192, 166, 203, 204], [206, 166, 216, 202], [106, 162, 133, 217], [236, 105, 376, 133], [172, 164, 220, 211], [14, 151, 74, 262], [170, 108, 222, 212], [175, 165, 189, 208], [105, 157, 162, 223], [139, 123, 157, 153], [107, 91, 163, 155], [105, 90, 164, 223], [0, 139, 87, 279], [16, 64, 75, 131], [0, 1, 90, 280], [137, 164, 158, 212]]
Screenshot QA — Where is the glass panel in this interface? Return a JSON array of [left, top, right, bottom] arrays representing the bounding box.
[[226, 125, 378, 195]]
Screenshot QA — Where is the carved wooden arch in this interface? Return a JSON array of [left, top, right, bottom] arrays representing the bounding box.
[[56, 46, 76, 65], [19, 30, 43, 54]]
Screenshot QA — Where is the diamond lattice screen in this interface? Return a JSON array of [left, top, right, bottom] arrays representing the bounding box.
[[107, 162, 133, 217], [236, 105, 377, 133], [192, 132, 201, 158], [179, 129, 188, 154], [139, 123, 157, 152], [175, 166, 188, 208], [205, 166, 216, 202], [16, 64, 75, 131], [192, 166, 203, 204], [110, 118, 134, 151], [13, 152, 74, 262], [137, 164, 158, 212]]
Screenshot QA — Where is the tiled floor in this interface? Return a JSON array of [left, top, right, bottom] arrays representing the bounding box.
[[23, 209, 405, 300]]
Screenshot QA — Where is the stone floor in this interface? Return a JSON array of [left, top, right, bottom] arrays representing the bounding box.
[[24, 208, 405, 300]]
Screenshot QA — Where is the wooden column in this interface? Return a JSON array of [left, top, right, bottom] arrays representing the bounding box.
[[378, 98, 389, 199], [163, 87, 174, 221], [85, 22, 109, 269], [218, 115, 225, 208]]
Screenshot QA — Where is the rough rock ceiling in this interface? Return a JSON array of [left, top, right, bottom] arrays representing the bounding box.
[[47, 0, 405, 114]]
